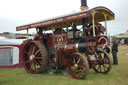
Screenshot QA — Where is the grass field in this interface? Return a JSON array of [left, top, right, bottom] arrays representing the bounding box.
[[0, 45, 128, 85]]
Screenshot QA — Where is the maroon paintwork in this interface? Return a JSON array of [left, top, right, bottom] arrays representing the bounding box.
[[16, 6, 114, 80]]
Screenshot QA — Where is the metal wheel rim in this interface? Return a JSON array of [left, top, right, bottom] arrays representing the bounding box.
[[93, 49, 112, 73], [68, 53, 89, 79], [23, 41, 48, 74]]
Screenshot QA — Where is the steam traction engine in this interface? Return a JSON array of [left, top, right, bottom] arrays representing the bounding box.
[[16, 2, 115, 79]]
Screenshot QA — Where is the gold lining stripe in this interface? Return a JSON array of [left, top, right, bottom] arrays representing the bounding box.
[[75, 43, 79, 52], [64, 45, 67, 51]]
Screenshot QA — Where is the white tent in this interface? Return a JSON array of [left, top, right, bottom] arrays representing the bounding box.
[[0, 39, 25, 68]]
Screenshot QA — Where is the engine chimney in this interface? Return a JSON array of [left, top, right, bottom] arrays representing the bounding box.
[[80, 0, 88, 10], [81, 0, 88, 37]]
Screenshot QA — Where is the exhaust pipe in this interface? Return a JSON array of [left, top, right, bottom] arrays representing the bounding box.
[[81, 0, 88, 37]]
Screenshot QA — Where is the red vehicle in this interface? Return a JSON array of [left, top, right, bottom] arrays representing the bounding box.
[[16, 1, 114, 79]]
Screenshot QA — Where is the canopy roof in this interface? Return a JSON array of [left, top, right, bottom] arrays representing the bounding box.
[[16, 6, 115, 31]]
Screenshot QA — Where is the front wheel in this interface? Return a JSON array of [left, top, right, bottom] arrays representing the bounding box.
[[68, 53, 89, 80], [93, 48, 112, 74]]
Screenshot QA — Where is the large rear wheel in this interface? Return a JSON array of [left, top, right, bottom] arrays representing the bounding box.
[[68, 53, 89, 80], [22, 41, 48, 74]]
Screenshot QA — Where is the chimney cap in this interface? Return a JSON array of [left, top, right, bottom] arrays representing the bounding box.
[[80, 6, 88, 10]]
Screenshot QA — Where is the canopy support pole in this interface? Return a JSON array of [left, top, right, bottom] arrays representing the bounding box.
[[92, 13, 96, 37], [27, 29, 29, 38], [104, 15, 107, 36]]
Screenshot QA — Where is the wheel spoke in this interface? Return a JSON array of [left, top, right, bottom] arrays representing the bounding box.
[[103, 64, 106, 71], [26, 60, 31, 64], [97, 65, 100, 70], [99, 65, 102, 72], [78, 63, 85, 68], [28, 46, 33, 56], [27, 43, 31, 46], [24, 52, 29, 55], [34, 62, 38, 71], [73, 58, 76, 64], [35, 61, 41, 69], [34, 49, 40, 56], [80, 67, 86, 74], [77, 68, 86, 77], [31, 64, 34, 71], [37, 60, 42, 65], [32, 46, 36, 54], [35, 57, 42, 59], [77, 58, 81, 64], [103, 64, 108, 70]]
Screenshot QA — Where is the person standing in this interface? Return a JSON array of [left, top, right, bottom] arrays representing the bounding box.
[[112, 39, 119, 65]]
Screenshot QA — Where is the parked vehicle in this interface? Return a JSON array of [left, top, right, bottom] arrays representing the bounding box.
[[16, 3, 114, 79]]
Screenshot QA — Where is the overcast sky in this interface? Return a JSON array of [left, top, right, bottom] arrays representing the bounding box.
[[0, 0, 127, 35]]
